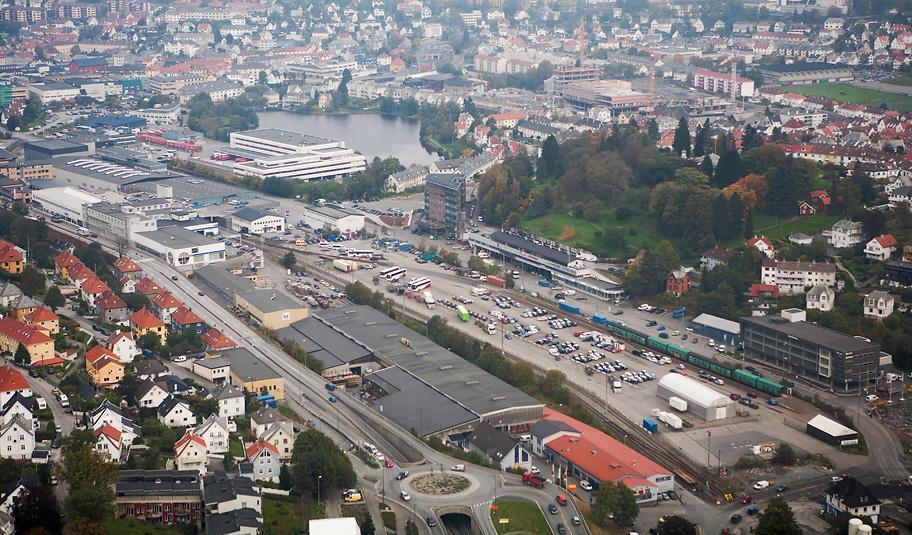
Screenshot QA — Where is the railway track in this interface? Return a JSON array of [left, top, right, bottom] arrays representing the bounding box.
[[266, 244, 726, 500]]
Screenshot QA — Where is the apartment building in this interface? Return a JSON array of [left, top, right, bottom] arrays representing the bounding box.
[[692, 69, 756, 98], [760, 258, 837, 296], [115, 470, 203, 527]]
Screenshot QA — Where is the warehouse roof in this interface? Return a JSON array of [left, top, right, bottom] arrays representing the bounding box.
[[740, 315, 878, 354], [313, 306, 543, 420], [490, 230, 573, 265], [302, 203, 363, 220], [692, 313, 740, 335], [52, 156, 178, 186], [127, 175, 252, 204], [194, 266, 253, 300], [807, 414, 856, 438], [237, 289, 302, 314], [219, 347, 281, 381], [231, 207, 276, 222], [658, 373, 731, 408], [135, 226, 221, 249], [276, 316, 373, 370], [760, 62, 850, 73]]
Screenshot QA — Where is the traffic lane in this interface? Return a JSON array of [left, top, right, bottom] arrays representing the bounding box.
[[26, 375, 73, 436]]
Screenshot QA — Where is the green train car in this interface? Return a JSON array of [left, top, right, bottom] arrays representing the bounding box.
[[688, 354, 735, 378], [646, 337, 691, 360], [733, 369, 783, 396]]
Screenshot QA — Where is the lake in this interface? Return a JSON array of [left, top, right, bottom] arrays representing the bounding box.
[[257, 111, 436, 166]]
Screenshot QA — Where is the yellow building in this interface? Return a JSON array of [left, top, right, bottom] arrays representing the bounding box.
[[86, 346, 124, 388], [0, 316, 54, 365], [0, 240, 24, 274], [24, 307, 59, 335], [130, 308, 167, 344], [234, 289, 308, 330], [218, 347, 285, 400]]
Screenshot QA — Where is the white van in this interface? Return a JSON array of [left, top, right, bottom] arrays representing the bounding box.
[[35, 397, 47, 410], [865, 394, 879, 402]]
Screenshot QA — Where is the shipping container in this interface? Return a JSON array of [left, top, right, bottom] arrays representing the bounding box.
[[486, 275, 506, 288], [660, 411, 683, 430], [538, 279, 551, 287], [669, 397, 688, 412], [559, 301, 580, 314], [642, 418, 658, 434], [756, 377, 783, 396], [333, 259, 357, 272], [592, 315, 607, 325], [421, 251, 437, 261], [398, 243, 414, 251]]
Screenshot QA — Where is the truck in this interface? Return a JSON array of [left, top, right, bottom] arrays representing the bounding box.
[[423, 291, 435, 309], [398, 243, 414, 251], [669, 397, 688, 412], [659, 411, 683, 430], [77, 227, 90, 236], [558, 301, 580, 315], [522, 471, 546, 489], [471, 286, 488, 297], [538, 279, 551, 287], [476, 320, 496, 335], [456, 305, 469, 322], [642, 418, 658, 434], [612, 380, 622, 393], [672, 307, 687, 319], [420, 251, 437, 261], [333, 259, 357, 272], [486, 275, 506, 288]]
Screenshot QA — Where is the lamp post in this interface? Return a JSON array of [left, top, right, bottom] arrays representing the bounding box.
[[317, 475, 323, 505]]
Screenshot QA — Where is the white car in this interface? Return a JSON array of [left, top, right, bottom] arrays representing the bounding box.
[[753, 480, 770, 490], [530, 466, 541, 475], [400, 490, 411, 501], [579, 480, 593, 491]]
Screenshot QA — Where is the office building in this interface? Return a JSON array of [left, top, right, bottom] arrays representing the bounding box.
[[229, 208, 285, 235], [83, 202, 158, 241], [132, 227, 225, 269], [225, 129, 367, 182], [560, 80, 650, 112], [740, 309, 890, 391], [299, 203, 364, 238], [692, 69, 755, 98], [423, 173, 464, 238]]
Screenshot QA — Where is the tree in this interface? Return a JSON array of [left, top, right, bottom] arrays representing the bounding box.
[[773, 442, 797, 465], [672, 117, 691, 157], [657, 515, 697, 535], [338, 68, 352, 107], [712, 148, 744, 188], [12, 483, 63, 534], [61, 446, 118, 523], [713, 194, 731, 243], [44, 285, 65, 310], [290, 429, 356, 498], [114, 238, 130, 257], [14, 344, 30, 366], [279, 464, 292, 490], [742, 124, 763, 149], [281, 252, 296, 270], [137, 332, 162, 353], [766, 158, 814, 216], [755, 497, 799, 535], [361, 514, 376, 535], [591, 482, 639, 526], [18, 267, 46, 297], [537, 135, 563, 181], [693, 119, 709, 157], [647, 119, 659, 141], [117, 374, 141, 406], [699, 154, 715, 180]]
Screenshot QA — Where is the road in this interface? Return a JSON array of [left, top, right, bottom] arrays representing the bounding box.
[[49, 221, 584, 535]]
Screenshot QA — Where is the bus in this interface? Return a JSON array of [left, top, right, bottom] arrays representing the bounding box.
[[381, 267, 407, 282], [406, 277, 432, 292]]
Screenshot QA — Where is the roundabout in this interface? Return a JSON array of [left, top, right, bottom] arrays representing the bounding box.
[[404, 470, 478, 499]]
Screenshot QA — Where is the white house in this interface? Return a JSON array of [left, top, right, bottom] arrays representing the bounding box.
[[829, 219, 865, 248], [825, 477, 881, 524], [806, 284, 835, 312], [864, 290, 895, 319], [0, 416, 34, 460], [105, 331, 140, 364], [864, 234, 898, 261], [760, 259, 837, 296], [174, 431, 209, 473], [230, 208, 285, 235], [91, 400, 141, 447], [0, 366, 32, 407], [137, 381, 170, 409], [93, 423, 123, 462], [213, 383, 246, 419], [245, 438, 281, 481], [192, 357, 231, 384], [194, 415, 230, 454], [745, 236, 776, 259], [0, 394, 33, 428], [158, 396, 196, 428], [203, 473, 262, 515], [250, 407, 286, 438], [261, 420, 296, 461]]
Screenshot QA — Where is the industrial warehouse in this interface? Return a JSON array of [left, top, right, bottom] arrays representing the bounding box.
[[276, 305, 544, 437], [657, 373, 733, 421]]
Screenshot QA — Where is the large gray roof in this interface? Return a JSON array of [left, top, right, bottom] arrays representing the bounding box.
[[219, 347, 281, 381], [116, 470, 202, 496], [277, 316, 374, 370], [236, 128, 333, 147], [238, 289, 302, 314], [741, 315, 879, 354], [135, 226, 221, 249]]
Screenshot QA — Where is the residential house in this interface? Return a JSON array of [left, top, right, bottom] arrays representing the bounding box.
[[0, 282, 23, 308], [22, 307, 58, 335], [114, 469, 203, 527], [249, 407, 285, 438], [806, 284, 836, 312], [86, 345, 125, 388], [131, 308, 167, 344], [212, 383, 245, 419], [91, 399, 141, 446], [9, 295, 41, 323], [864, 290, 895, 319], [810, 190, 832, 212], [244, 438, 280, 481], [105, 331, 140, 364], [53, 251, 84, 282], [193, 415, 229, 454], [0, 317, 55, 366], [825, 477, 881, 524], [134, 277, 166, 298], [95, 291, 130, 325], [202, 328, 237, 351], [747, 284, 780, 308], [746, 236, 776, 259], [798, 200, 817, 216], [760, 259, 837, 296], [829, 219, 865, 248], [261, 420, 295, 461], [135, 359, 168, 381], [0, 240, 25, 274], [665, 269, 692, 296], [0, 366, 31, 407], [889, 185, 912, 204], [464, 422, 531, 472], [155, 375, 195, 397], [192, 357, 230, 384], [0, 479, 28, 534], [203, 472, 261, 516], [865, 234, 898, 261], [0, 416, 33, 460], [113, 256, 143, 281], [0, 394, 32, 431], [205, 508, 261, 535], [152, 292, 183, 325], [93, 423, 124, 462], [158, 396, 196, 428], [170, 306, 206, 335], [80, 277, 111, 309], [174, 431, 208, 473], [137, 381, 170, 409], [700, 248, 731, 271]]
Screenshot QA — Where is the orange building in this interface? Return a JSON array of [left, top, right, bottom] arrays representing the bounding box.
[[86, 345, 124, 388], [0, 240, 24, 274], [23, 307, 59, 335], [130, 308, 167, 344], [0, 316, 55, 365]]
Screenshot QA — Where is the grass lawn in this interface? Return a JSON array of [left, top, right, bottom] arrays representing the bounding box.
[[228, 435, 243, 458], [884, 74, 912, 87], [490, 499, 552, 535], [262, 495, 306, 535], [753, 213, 838, 242], [101, 519, 182, 534], [521, 208, 660, 258], [789, 83, 912, 112]]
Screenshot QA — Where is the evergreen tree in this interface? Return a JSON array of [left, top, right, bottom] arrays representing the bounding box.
[[699, 154, 715, 180], [743, 210, 755, 239], [44, 285, 65, 310], [693, 119, 710, 157], [14, 344, 29, 366], [537, 135, 563, 181], [728, 193, 744, 241], [713, 149, 743, 188], [712, 194, 731, 243], [755, 497, 799, 535], [672, 117, 691, 157], [361, 514, 376, 535], [742, 124, 763, 149], [338, 68, 352, 107], [647, 118, 659, 141]]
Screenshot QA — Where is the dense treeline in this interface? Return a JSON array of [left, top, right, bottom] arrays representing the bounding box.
[[186, 88, 265, 140]]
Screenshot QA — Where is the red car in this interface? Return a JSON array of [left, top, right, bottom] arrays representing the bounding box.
[[556, 494, 568, 506], [730, 393, 742, 401], [385, 458, 393, 469], [740, 495, 753, 504]]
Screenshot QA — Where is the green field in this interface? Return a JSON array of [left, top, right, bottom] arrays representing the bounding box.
[[491, 499, 552, 535], [788, 83, 912, 112], [885, 74, 912, 87], [101, 519, 182, 534], [754, 213, 838, 241], [521, 209, 660, 258], [262, 496, 305, 534]]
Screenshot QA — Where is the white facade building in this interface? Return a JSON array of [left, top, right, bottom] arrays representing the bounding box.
[[299, 204, 365, 237], [829, 219, 865, 249], [806, 284, 835, 312], [0, 416, 33, 460], [228, 129, 367, 182], [31, 187, 102, 226], [760, 259, 838, 296], [864, 291, 894, 319], [229, 208, 286, 235], [133, 226, 226, 269]]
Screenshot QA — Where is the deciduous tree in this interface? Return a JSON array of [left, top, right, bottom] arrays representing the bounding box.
[[61, 446, 118, 523], [591, 482, 639, 526], [755, 497, 799, 535]]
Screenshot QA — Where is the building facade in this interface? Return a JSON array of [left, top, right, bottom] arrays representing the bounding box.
[[423, 173, 464, 238]]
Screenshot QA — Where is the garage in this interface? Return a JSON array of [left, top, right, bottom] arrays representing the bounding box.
[[806, 414, 858, 446]]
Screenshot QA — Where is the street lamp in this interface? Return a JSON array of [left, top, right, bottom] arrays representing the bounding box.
[[317, 474, 323, 505]]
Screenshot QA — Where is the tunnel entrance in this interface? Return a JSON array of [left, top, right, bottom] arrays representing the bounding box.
[[440, 512, 475, 535]]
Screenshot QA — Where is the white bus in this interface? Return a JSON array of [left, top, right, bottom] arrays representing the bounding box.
[[349, 249, 375, 260], [382, 267, 407, 282], [407, 277, 432, 292]]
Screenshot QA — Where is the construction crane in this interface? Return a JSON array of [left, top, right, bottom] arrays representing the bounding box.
[[575, 16, 587, 67], [730, 38, 738, 106], [648, 54, 657, 116]]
